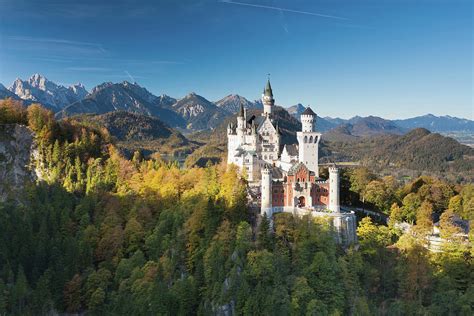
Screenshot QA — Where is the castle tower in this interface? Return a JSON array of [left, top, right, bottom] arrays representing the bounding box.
[[236, 102, 246, 143], [262, 79, 274, 117], [296, 107, 321, 176], [329, 166, 340, 213], [237, 102, 245, 130], [261, 164, 272, 216]]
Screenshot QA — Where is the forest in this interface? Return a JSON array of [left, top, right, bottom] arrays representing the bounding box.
[[0, 99, 473, 315]]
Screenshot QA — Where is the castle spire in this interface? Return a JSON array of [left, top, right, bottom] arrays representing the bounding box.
[[264, 78, 273, 97], [262, 76, 275, 117], [239, 101, 244, 117]]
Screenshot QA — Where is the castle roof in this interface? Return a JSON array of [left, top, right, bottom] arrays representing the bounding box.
[[284, 144, 298, 156], [302, 107, 316, 116], [264, 79, 273, 97], [271, 166, 284, 179], [288, 162, 315, 176], [233, 147, 257, 158]]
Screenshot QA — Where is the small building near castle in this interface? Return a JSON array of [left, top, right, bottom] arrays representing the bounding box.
[[227, 79, 357, 245]]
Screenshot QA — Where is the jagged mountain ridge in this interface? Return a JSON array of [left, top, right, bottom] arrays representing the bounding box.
[[287, 103, 306, 118], [8, 74, 87, 111], [0, 83, 24, 101], [1, 74, 472, 134], [57, 81, 186, 128], [172, 92, 229, 130], [215, 94, 262, 113]]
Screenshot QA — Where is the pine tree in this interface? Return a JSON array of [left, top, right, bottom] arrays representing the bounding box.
[[257, 214, 273, 250], [12, 266, 29, 314]]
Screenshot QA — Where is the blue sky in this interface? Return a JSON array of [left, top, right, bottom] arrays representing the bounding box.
[[0, 0, 472, 119]]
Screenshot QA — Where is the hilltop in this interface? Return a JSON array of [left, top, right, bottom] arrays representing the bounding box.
[[70, 111, 196, 157]]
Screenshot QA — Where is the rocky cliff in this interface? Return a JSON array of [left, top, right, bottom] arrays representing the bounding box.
[[0, 124, 38, 203]]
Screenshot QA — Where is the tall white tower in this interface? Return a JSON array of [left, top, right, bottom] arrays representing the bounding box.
[[262, 79, 274, 117], [296, 107, 321, 176], [236, 103, 246, 143], [261, 164, 272, 216], [329, 165, 340, 213]]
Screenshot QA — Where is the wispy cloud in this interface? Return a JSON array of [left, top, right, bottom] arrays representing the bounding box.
[[278, 9, 289, 34], [66, 67, 111, 71], [124, 70, 136, 82], [150, 60, 185, 65], [25, 55, 186, 66], [7, 36, 107, 54], [219, 0, 349, 21]]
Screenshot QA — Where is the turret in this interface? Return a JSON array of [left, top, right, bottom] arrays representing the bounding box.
[[237, 102, 245, 131], [261, 164, 272, 216], [296, 107, 321, 176], [251, 120, 257, 134], [300, 107, 316, 132], [328, 165, 340, 213], [262, 79, 274, 117]]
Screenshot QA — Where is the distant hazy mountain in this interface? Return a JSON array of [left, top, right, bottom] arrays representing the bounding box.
[[287, 103, 306, 118], [215, 94, 260, 113], [8, 74, 87, 111], [394, 114, 474, 132], [324, 116, 404, 141], [57, 81, 185, 128], [323, 117, 347, 126], [172, 93, 229, 130]]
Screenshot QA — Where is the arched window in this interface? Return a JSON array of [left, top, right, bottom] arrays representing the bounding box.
[[309, 136, 313, 143], [304, 136, 308, 143]]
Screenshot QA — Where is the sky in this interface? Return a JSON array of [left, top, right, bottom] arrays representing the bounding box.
[[0, 0, 472, 119]]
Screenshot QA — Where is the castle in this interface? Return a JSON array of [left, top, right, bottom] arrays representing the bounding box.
[[227, 79, 357, 245]]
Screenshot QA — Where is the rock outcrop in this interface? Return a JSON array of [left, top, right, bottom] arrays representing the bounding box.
[[0, 124, 38, 203]]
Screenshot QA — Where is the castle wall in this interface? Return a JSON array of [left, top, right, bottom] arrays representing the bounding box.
[[267, 206, 358, 246]]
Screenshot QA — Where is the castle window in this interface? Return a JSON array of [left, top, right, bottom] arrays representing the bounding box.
[[304, 136, 308, 143], [309, 136, 313, 142]]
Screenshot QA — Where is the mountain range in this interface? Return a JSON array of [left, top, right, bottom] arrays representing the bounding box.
[[2, 74, 473, 136], [8, 74, 87, 111], [57, 81, 186, 128], [215, 94, 262, 113]]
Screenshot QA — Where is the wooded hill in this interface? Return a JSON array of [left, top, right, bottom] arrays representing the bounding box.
[[69, 111, 199, 157], [0, 98, 472, 315]]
